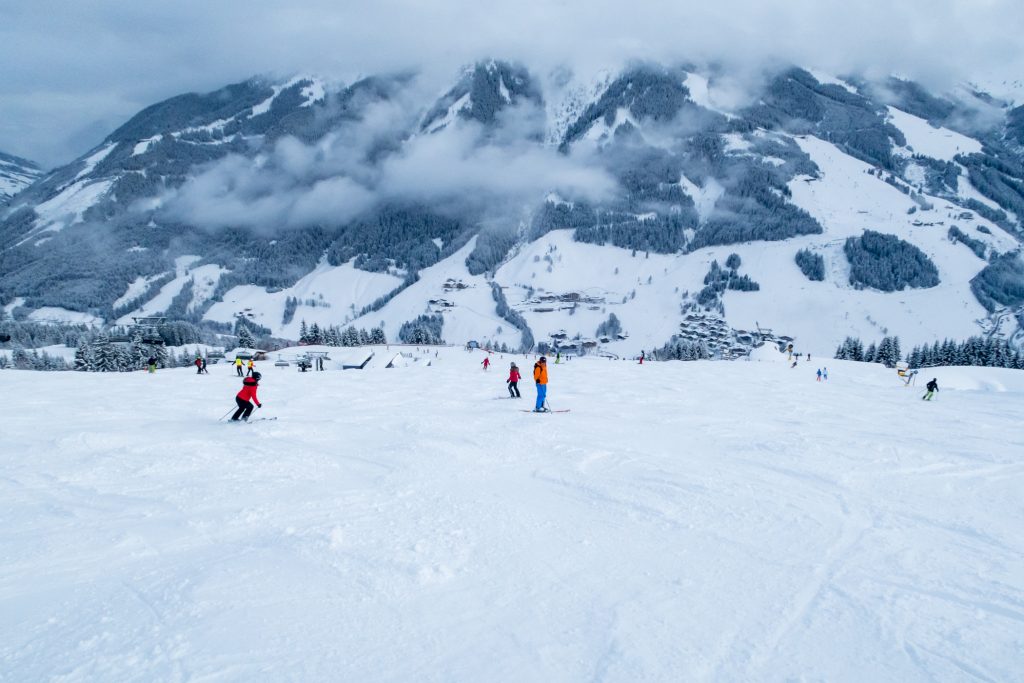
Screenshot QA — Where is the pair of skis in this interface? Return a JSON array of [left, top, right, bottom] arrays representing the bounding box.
[[225, 416, 278, 424]]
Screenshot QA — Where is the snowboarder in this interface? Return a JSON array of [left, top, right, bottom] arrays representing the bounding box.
[[147, 356, 157, 373], [533, 356, 549, 412], [246, 358, 255, 377], [923, 378, 939, 401], [639, 350, 645, 365], [195, 356, 204, 375], [482, 356, 490, 371], [816, 368, 822, 382], [507, 362, 521, 398], [231, 371, 262, 421], [234, 357, 244, 377]]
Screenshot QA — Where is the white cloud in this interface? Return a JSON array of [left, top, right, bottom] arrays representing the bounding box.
[[160, 96, 617, 231]]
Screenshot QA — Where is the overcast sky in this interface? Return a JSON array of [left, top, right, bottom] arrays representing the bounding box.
[[2, 0, 1021, 169]]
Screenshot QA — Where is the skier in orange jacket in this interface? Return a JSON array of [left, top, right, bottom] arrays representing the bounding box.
[[533, 356, 549, 412]]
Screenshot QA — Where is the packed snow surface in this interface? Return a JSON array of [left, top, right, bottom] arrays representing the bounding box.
[[26, 307, 103, 326], [886, 107, 983, 161], [2, 350, 1022, 681]]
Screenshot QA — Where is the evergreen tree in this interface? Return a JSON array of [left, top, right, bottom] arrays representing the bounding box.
[[74, 339, 93, 371], [11, 345, 32, 370], [238, 324, 257, 349], [595, 313, 622, 338], [91, 335, 117, 372]]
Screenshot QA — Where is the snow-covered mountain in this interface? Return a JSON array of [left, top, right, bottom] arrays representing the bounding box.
[[0, 151, 43, 206], [2, 62, 1023, 356]]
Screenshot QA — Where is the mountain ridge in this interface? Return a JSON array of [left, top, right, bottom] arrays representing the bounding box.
[[0, 151, 43, 206], [2, 60, 1023, 356]]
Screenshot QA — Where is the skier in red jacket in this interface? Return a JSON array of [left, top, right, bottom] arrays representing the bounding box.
[[231, 372, 262, 421], [507, 362, 521, 398]]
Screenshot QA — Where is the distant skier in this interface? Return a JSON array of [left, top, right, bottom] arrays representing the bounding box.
[[923, 378, 939, 401], [232, 371, 262, 421], [201, 357, 209, 374], [533, 356, 549, 412], [147, 356, 157, 374], [246, 359, 255, 377], [639, 350, 645, 365], [823, 367, 828, 381], [234, 357, 243, 377], [195, 356, 203, 375], [816, 368, 822, 382], [507, 362, 521, 398], [482, 356, 490, 371], [555, 351, 561, 364]]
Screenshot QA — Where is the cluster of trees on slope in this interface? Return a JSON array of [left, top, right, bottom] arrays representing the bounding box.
[[422, 61, 542, 130], [795, 249, 825, 281], [695, 254, 760, 310], [956, 153, 1024, 239], [834, 335, 1023, 370], [833, 336, 904, 366], [970, 251, 1024, 312], [569, 129, 823, 254], [653, 339, 712, 361], [947, 226, 988, 259], [297, 321, 386, 346], [0, 320, 94, 349], [467, 228, 518, 275], [398, 314, 444, 344], [69, 335, 222, 372], [559, 68, 693, 150], [327, 205, 473, 275], [743, 68, 906, 170], [0, 347, 69, 371], [0, 318, 221, 351], [595, 313, 622, 339], [844, 230, 939, 291]]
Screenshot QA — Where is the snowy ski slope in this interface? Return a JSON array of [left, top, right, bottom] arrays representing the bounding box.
[[2, 349, 1022, 681]]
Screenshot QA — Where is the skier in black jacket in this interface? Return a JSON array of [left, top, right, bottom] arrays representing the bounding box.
[[923, 378, 939, 401]]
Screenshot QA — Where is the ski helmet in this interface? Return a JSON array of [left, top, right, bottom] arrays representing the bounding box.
[[252, 371, 262, 381]]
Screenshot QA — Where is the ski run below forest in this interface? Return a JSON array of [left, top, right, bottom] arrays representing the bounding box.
[[2, 346, 1023, 681]]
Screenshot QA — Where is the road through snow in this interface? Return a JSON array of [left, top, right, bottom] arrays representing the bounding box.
[[2, 349, 1023, 681]]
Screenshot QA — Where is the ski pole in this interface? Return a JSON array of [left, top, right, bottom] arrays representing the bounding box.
[[218, 407, 234, 421]]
